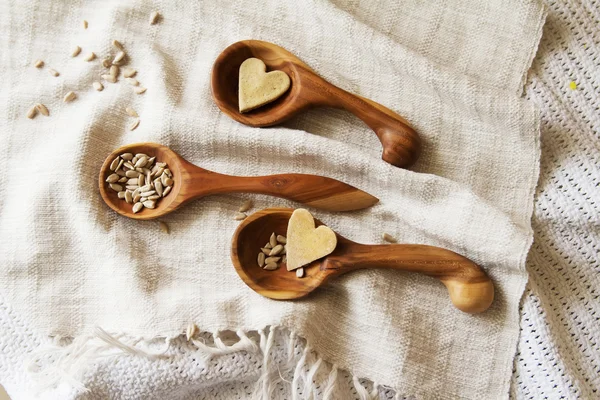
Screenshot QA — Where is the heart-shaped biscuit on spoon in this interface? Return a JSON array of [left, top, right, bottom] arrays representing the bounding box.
[[238, 58, 290, 113], [285, 208, 337, 271]]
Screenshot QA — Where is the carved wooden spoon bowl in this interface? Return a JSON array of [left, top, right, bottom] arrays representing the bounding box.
[[211, 40, 422, 169], [99, 143, 378, 220], [231, 208, 494, 314]]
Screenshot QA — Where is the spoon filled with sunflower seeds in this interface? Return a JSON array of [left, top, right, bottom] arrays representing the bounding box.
[[231, 208, 495, 314], [99, 143, 378, 220]]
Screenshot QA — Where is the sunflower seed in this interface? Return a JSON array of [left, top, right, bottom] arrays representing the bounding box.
[[152, 167, 164, 178], [101, 74, 116, 83], [140, 197, 148, 202], [116, 169, 126, 177], [26, 105, 37, 119], [117, 191, 126, 199], [153, 180, 163, 196], [296, 268, 304, 278], [125, 170, 140, 178], [135, 153, 148, 159], [129, 119, 140, 131], [234, 212, 247, 221], [269, 244, 284, 256], [257, 252, 266, 267], [82, 20, 88, 29], [105, 173, 120, 183], [133, 193, 141, 203], [261, 248, 271, 255], [264, 242, 272, 250], [125, 191, 133, 204], [84, 52, 95, 61], [269, 233, 277, 247], [134, 87, 147, 94], [265, 257, 281, 264], [118, 177, 127, 183], [126, 185, 139, 190], [126, 178, 138, 185], [34, 59, 44, 68], [276, 235, 287, 244], [109, 157, 120, 171], [135, 157, 148, 168], [36, 103, 49, 116], [116, 159, 124, 171], [63, 91, 76, 102], [382, 233, 397, 243], [112, 39, 124, 51], [162, 186, 172, 197], [239, 199, 253, 212], [139, 184, 151, 192], [123, 161, 135, 170], [102, 58, 111, 68], [158, 221, 169, 234], [133, 202, 143, 213], [143, 200, 156, 209], [71, 46, 81, 57], [282, 255, 287, 263], [125, 107, 138, 117], [123, 68, 137, 78], [146, 157, 155, 166], [109, 183, 123, 192], [113, 51, 125, 65], [49, 69, 59, 77], [263, 263, 278, 271], [164, 168, 172, 177], [146, 171, 152, 186], [185, 323, 197, 341], [156, 162, 166, 168], [140, 190, 156, 197], [93, 81, 104, 91], [125, 78, 139, 86], [110, 65, 119, 78], [149, 11, 160, 25], [121, 153, 133, 160], [147, 195, 160, 201]]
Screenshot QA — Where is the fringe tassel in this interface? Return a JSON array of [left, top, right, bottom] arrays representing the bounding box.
[[322, 364, 338, 400], [303, 356, 322, 400], [191, 329, 258, 356], [353, 375, 371, 400], [291, 345, 310, 400]]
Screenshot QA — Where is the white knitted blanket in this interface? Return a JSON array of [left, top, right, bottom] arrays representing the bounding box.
[[0, 0, 560, 399]]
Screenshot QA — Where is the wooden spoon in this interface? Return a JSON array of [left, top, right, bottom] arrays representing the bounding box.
[[99, 143, 378, 220], [231, 208, 494, 314], [211, 40, 421, 169]]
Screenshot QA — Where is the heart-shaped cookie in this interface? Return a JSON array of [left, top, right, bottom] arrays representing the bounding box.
[[238, 58, 290, 113], [285, 209, 337, 271]]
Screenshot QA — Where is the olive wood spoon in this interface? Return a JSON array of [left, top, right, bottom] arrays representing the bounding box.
[[231, 208, 494, 314], [99, 143, 378, 220], [211, 40, 421, 169]]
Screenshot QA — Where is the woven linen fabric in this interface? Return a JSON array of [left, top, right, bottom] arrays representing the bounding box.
[[0, 0, 546, 398]]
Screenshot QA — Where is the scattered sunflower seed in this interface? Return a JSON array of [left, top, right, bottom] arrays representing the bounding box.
[[112, 39, 124, 51], [110, 65, 119, 78], [34, 59, 44, 68], [149, 11, 160, 25], [158, 221, 169, 234], [239, 199, 253, 212], [132, 202, 143, 213], [102, 58, 112, 68], [35, 103, 49, 116], [382, 233, 397, 243], [101, 74, 116, 83], [123, 68, 137, 78], [125, 78, 139, 86], [93, 81, 104, 91], [296, 267, 304, 278], [83, 52, 96, 61], [185, 323, 197, 341], [26, 105, 37, 119], [129, 119, 140, 131], [125, 107, 138, 117], [134, 87, 147, 94], [112, 51, 125, 65], [82, 20, 88, 29], [71, 46, 81, 57], [63, 91, 76, 102], [49, 69, 59, 77], [234, 212, 247, 221]]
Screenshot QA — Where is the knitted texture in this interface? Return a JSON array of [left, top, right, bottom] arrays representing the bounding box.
[[0, 0, 546, 399]]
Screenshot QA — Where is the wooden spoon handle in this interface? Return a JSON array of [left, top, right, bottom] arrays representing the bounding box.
[[323, 243, 494, 313], [297, 67, 421, 168], [189, 170, 378, 211]]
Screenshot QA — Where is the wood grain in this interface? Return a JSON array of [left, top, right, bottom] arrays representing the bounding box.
[[231, 208, 494, 313], [211, 40, 421, 168], [99, 143, 378, 220]]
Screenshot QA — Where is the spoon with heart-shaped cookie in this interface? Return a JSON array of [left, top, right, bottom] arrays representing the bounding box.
[[231, 208, 495, 314], [211, 40, 421, 169]]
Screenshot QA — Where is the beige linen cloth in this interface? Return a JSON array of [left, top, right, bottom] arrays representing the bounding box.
[[0, 0, 546, 398]]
